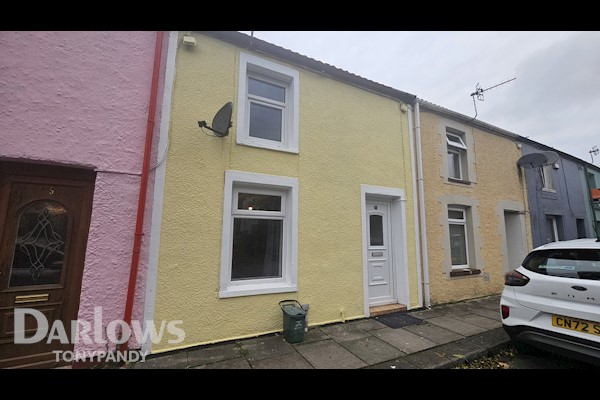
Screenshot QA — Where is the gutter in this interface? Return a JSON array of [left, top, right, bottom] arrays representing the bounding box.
[[121, 31, 164, 351], [200, 31, 416, 105]]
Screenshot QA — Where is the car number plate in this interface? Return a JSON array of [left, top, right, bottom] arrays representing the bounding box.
[[552, 315, 600, 336]]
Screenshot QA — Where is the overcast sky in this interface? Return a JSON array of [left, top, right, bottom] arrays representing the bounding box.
[[242, 31, 600, 165]]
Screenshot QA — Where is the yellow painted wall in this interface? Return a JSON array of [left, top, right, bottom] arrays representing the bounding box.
[[151, 33, 418, 353], [420, 109, 532, 304]]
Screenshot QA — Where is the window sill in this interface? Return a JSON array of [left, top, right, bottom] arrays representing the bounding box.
[[237, 138, 299, 154], [449, 268, 481, 277], [447, 177, 472, 185], [219, 282, 298, 298], [541, 189, 558, 199]]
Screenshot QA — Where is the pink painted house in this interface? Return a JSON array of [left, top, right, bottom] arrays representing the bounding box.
[[0, 31, 169, 367]]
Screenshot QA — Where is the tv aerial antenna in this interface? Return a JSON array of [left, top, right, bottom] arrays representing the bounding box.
[[590, 145, 599, 164], [470, 77, 516, 120]]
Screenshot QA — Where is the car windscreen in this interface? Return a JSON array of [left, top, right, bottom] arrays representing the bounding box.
[[522, 249, 600, 281]]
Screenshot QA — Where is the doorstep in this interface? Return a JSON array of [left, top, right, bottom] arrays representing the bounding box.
[[369, 303, 407, 317]]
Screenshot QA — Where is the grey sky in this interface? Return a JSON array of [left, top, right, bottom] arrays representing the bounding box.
[[242, 31, 600, 165]]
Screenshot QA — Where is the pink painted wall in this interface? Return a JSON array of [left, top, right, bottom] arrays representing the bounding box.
[[0, 31, 165, 352]]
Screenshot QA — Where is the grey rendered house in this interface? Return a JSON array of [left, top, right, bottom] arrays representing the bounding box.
[[519, 139, 600, 247]]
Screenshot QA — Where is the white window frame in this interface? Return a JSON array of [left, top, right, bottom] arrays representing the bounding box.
[[220, 171, 298, 298], [237, 52, 299, 153], [446, 132, 467, 150], [448, 207, 469, 269], [447, 149, 463, 180], [446, 132, 467, 181], [541, 164, 555, 191]]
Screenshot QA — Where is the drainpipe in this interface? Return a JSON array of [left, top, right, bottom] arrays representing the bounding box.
[[414, 100, 431, 308], [583, 164, 599, 239], [122, 31, 164, 351], [407, 104, 422, 307], [518, 148, 531, 250]]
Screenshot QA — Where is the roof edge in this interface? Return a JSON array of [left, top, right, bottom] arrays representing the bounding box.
[[200, 31, 416, 104], [418, 99, 600, 171]]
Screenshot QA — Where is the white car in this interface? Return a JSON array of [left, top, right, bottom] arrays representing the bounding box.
[[500, 238, 600, 364]]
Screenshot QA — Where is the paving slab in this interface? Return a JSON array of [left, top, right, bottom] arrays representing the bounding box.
[[372, 327, 437, 354], [133, 351, 187, 369], [426, 316, 487, 336], [408, 307, 448, 319], [403, 322, 465, 345], [454, 314, 503, 330], [369, 357, 417, 369], [475, 327, 511, 347], [403, 348, 454, 369], [339, 336, 404, 365], [436, 304, 472, 317], [192, 357, 251, 369], [320, 323, 371, 342], [470, 307, 502, 321], [250, 352, 314, 369], [434, 327, 510, 368], [346, 318, 388, 332], [295, 340, 367, 369], [472, 296, 500, 311], [129, 295, 507, 370], [239, 335, 295, 362], [295, 327, 330, 344], [432, 339, 488, 362], [187, 342, 241, 367]]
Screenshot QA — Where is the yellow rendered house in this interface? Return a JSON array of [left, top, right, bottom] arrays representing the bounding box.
[[144, 32, 421, 354], [415, 101, 532, 305]]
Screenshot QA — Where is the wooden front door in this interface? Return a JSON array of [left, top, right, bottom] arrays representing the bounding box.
[[0, 161, 95, 368]]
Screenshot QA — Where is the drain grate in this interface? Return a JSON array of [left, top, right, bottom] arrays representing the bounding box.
[[375, 313, 423, 329]]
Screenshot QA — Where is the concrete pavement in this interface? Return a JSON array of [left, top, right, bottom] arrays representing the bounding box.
[[131, 295, 509, 369]]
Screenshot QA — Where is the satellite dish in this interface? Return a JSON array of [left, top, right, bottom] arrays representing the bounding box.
[[198, 102, 233, 137], [542, 151, 559, 165], [517, 153, 548, 169]]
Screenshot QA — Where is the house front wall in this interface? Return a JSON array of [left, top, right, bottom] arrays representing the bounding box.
[[150, 33, 418, 353], [419, 109, 532, 305], [522, 143, 591, 247], [0, 31, 165, 354]]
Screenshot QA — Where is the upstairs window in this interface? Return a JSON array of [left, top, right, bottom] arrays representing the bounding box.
[[237, 53, 299, 153], [541, 164, 555, 191], [446, 131, 467, 181]]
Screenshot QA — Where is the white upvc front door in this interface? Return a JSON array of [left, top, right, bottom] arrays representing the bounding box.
[[366, 201, 395, 306]]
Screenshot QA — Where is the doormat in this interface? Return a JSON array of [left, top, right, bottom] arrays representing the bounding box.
[[375, 313, 423, 329]]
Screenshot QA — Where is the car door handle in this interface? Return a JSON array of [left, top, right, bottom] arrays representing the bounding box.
[[571, 286, 587, 291]]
